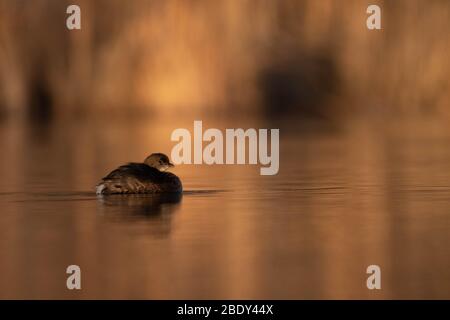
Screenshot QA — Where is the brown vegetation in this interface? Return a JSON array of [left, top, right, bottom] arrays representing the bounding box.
[[0, 0, 449, 119]]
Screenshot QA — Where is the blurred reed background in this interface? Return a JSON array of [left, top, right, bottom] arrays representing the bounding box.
[[1, 1, 450, 299], [0, 0, 449, 121]]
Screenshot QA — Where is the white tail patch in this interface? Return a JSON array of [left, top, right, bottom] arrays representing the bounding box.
[[96, 183, 105, 195]]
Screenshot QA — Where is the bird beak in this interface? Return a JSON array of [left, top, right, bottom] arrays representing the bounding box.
[[168, 162, 175, 167]]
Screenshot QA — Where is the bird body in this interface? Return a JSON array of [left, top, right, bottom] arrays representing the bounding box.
[[96, 154, 182, 195]]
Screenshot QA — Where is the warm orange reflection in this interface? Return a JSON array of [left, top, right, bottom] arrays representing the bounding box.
[[0, 116, 449, 298]]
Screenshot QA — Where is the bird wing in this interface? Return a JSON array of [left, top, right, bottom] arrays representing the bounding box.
[[101, 163, 161, 182]]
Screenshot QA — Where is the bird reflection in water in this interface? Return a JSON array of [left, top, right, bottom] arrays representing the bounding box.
[[96, 193, 182, 237]]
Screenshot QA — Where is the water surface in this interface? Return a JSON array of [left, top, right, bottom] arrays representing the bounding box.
[[0, 117, 449, 299]]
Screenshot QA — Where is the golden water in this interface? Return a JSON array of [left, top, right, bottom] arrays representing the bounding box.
[[0, 116, 449, 299]]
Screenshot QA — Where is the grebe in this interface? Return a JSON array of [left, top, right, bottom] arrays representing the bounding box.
[[96, 153, 182, 194]]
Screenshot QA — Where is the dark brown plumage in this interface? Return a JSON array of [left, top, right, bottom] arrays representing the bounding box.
[[96, 154, 182, 194]]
